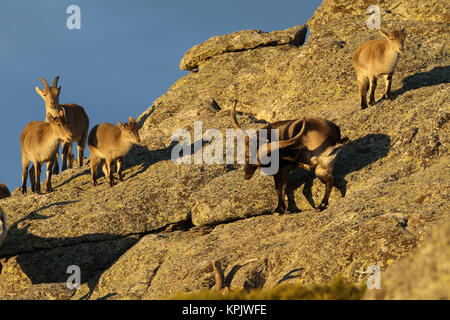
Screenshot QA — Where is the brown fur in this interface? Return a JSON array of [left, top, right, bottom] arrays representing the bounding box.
[[0, 207, 7, 247], [88, 117, 141, 187], [21, 113, 73, 194], [353, 28, 406, 109], [231, 102, 347, 212], [36, 76, 89, 173], [0, 183, 11, 199]]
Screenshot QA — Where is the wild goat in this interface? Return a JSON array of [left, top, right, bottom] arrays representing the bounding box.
[[0, 183, 10, 199], [21, 112, 73, 194], [35, 76, 89, 173], [0, 207, 7, 247], [353, 28, 406, 109], [88, 116, 141, 187], [231, 101, 348, 212]]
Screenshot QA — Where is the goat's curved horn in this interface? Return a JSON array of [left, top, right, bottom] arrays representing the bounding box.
[[230, 99, 251, 165], [257, 118, 306, 160], [40, 77, 49, 89], [52, 76, 59, 88], [231, 99, 244, 133]]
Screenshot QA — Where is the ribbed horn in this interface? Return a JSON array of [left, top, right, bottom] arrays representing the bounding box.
[[52, 76, 59, 88], [40, 77, 49, 89], [257, 118, 306, 161]]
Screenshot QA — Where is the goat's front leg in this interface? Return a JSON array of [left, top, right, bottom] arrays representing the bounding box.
[[46, 161, 54, 193], [273, 168, 290, 213], [383, 73, 393, 100], [62, 143, 70, 171], [368, 76, 377, 105], [34, 162, 42, 194]]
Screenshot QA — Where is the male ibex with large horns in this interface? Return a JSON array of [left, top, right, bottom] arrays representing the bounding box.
[[35, 76, 89, 173], [353, 26, 406, 109], [231, 101, 348, 212]]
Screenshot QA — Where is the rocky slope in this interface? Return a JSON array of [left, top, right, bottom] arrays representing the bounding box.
[[0, 0, 448, 299]]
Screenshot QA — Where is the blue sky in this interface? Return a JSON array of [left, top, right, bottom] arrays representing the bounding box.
[[0, 0, 321, 189]]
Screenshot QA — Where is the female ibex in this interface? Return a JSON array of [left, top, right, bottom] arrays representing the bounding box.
[[21, 112, 73, 194], [0, 183, 10, 199], [231, 101, 347, 212], [35, 76, 89, 173], [353, 27, 406, 109], [88, 117, 141, 187]]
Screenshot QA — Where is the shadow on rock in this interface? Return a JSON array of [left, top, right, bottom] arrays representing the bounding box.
[[285, 133, 391, 211], [0, 207, 137, 288], [393, 65, 450, 98]]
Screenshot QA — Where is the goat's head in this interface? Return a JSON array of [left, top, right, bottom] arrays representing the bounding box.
[[379, 27, 406, 54], [231, 101, 306, 180], [118, 116, 141, 145], [35, 76, 61, 111], [47, 110, 73, 143]]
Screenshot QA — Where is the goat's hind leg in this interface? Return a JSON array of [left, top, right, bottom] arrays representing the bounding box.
[[21, 159, 30, 194], [358, 76, 369, 109], [315, 156, 336, 211]]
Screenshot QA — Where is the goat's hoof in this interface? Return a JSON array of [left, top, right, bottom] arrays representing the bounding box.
[[317, 204, 327, 211], [274, 207, 286, 214]]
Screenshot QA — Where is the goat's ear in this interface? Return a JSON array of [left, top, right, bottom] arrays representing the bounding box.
[[35, 86, 43, 96], [117, 122, 125, 130]]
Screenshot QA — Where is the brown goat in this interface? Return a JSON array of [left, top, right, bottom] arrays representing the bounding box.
[[21, 113, 73, 194], [88, 117, 141, 187], [0, 183, 10, 199], [0, 207, 6, 247], [353, 28, 406, 109], [36, 76, 89, 173], [231, 101, 348, 212]]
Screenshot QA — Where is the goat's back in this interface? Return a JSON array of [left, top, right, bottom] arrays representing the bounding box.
[[88, 123, 121, 152], [61, 103, 89, 138]]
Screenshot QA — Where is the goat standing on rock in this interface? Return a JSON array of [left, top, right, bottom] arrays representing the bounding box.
[[231, 101, 348, 213], [21, 112, 73, 194], [36, 76, 89, 173], [353, 27, 406, 109], [88, 117, 141, 187]]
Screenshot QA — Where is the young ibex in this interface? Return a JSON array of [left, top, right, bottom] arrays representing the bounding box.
[[0, 183, 10, 199], [21, 112, 73, 194], [231, 101, 348, 212], [88, 117, 141, 187], [353, 27, 406, 109], [35, 76, 89, 173], [0, 207, 7, 247]]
